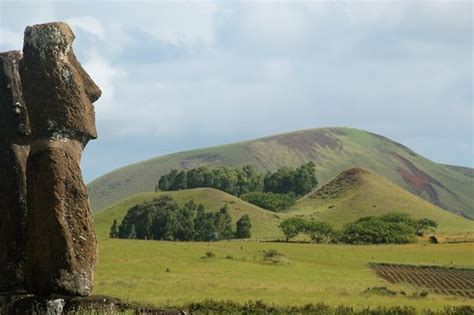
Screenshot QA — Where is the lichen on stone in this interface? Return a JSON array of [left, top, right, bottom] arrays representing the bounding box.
[[25, 23, 73, 62]]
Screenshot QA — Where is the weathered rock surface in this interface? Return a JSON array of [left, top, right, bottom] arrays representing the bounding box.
[[21, 22, 100, 143], [20, 22, 101, 296], [0, 50, 30, 290]]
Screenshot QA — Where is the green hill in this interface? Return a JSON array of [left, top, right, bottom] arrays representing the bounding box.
[[94, 170, 473, 239], [93, 188, 285, 240], [88, 127, 474, 219], [290, 168, 474, 234]]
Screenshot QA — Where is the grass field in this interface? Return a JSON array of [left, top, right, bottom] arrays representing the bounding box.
[[91, 185, 474, 311], [92, 238, 474, 311]]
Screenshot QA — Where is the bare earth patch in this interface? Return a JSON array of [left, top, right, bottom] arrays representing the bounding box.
[[370, 263, 474, 298]]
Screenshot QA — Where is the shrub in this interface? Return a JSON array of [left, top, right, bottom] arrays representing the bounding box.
[[109, 219, 119, 238], [339, 214, 418, 244], [263, 249, 283, 259], [363, 287, 397, 296], [205, 251, 215, 258], [278, 217, 306, 241], [263, 249, 288, 265], [303, 220, 335, 243], [235, 214, 252, 239]]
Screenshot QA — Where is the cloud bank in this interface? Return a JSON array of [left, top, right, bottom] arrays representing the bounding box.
[[1, 0, 472, 181]]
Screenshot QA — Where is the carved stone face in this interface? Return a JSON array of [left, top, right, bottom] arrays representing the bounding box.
[[21, 22, 101, 144], [0, 50, 30, 144]]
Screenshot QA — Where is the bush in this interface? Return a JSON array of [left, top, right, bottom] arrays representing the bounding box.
[[339, 214, 417, 244], [186, 299, 453, 314], [241, 191, 296, 212], [204, 251, 215, 258], [278, 217, 306, 241], [303, 221, 335, 243], [263, 249, 283, 259], [235, 214, 252, 239]]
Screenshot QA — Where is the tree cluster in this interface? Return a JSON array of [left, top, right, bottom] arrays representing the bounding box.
[[339, 213, 437, 244], [157, 162, 318, 211], [278, 217, 334, 243], [241, 191, 296, 212], [278, 213, 437, 244], [157, 165, 263, 196], [110, 195, 252, 241], [263, 162, 318, 197]]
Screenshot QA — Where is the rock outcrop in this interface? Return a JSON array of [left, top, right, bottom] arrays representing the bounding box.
[[0, 50, 30, 291], [20, 22, 101, 296]]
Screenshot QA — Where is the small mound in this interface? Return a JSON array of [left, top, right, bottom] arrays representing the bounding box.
[[290, 168, 474, 234], [310, 167, 370, 200], [93, 187, 285, 240]]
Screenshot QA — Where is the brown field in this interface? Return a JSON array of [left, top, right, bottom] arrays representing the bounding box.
[[370, 263, 474, 298]]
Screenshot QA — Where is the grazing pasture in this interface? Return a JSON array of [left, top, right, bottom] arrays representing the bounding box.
[[92, 238, 474, 311]]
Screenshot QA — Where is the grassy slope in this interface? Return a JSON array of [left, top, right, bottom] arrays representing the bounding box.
[[95, 169, 473, 240], [290, 168, 474, 234], [94, 188, 285, 240], [92, 177, 474, 309], [442, 164, 474, 178], [88, 128, 474, 219]]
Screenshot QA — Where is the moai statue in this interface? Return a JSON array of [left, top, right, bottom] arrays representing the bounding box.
[[20, 22, 101, 296], [0, 51, 30, 291]]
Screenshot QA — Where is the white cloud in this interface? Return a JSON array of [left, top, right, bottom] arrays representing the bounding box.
[[82, 50, 125, 117], [67, 16, 106, 40], [144, 2, 217, 44], [1, 0, 472, 180], [344, 1, 408, 26]]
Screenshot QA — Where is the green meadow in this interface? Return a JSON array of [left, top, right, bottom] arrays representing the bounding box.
[[92, 238, 473, 310], [91, 172, 474, 311]]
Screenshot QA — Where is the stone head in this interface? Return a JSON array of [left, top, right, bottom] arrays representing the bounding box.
[[21, 22, 101, 144]]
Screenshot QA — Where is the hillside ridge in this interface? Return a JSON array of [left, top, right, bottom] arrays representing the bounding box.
[[307, 167, 369, 201], [290, 167, 474, 233], [87, 127, 474, 219]]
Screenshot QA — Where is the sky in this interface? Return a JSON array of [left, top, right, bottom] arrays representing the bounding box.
[[1, 0, 472, 182]]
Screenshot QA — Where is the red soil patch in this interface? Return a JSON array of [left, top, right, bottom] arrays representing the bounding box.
[[392, 153, 443, 207], [266, 129, 343, 158]]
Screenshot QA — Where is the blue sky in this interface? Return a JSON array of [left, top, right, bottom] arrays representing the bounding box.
[[1, 0, 472, 182]]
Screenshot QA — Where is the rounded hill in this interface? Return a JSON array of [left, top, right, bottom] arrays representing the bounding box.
[[88, 127, 474, 219], [290, 168, 474, 234]]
